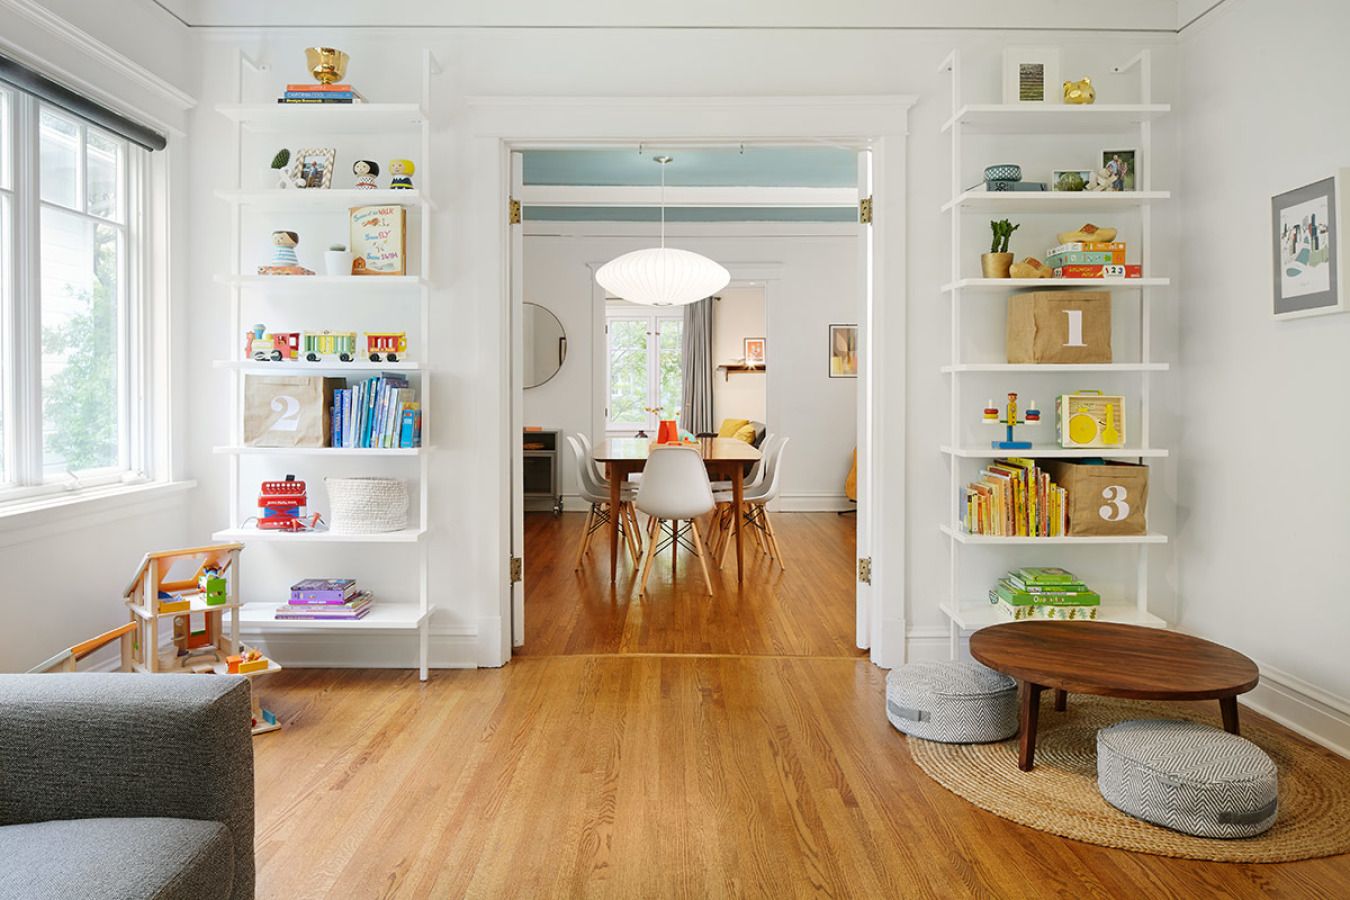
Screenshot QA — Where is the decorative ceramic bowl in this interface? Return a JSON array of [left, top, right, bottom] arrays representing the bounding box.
[[984, 164, 1023, 183]]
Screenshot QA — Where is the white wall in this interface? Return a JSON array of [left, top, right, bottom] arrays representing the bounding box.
[[1179, 0, 1350, 752], [712, 285, 768, 426], [521, 223, 857, 510]]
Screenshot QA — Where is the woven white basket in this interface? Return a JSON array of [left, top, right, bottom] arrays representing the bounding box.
[[325, 476, 409, 534]]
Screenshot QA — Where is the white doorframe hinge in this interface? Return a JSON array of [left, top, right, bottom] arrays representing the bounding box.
[[510, 556, 523, 583], [857, 556, 872, 585], [859, 195, 873, 225], [508, 197, 522, 225]]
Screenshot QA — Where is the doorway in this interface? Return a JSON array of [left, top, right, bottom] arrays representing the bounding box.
[[465, 95, 913, 668]]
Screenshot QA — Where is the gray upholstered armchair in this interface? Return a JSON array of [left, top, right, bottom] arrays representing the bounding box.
[[0, 674, 255, 900]]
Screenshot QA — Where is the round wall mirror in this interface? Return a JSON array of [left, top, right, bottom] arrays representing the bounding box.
[[523, 302, 567, 389]]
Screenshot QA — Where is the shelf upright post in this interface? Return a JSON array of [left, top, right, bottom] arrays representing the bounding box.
[[415, 50, 440, 681], [940, 50, 963, 658]]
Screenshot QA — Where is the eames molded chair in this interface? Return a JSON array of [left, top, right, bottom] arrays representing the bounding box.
[[714, 436, 789, 569], [566, 434, 642, 569], [634, 446, 716, 596]]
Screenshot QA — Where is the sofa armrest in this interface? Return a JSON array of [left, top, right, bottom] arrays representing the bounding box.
[[0, 674, 254, 900]]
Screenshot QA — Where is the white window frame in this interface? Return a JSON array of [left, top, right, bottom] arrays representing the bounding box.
[[0, 85, 151, 506], [604, 303, 682, 433]]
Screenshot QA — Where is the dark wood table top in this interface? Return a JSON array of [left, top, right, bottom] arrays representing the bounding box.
[[594, 437, 760, 465], [970, 621, 1260, 701]]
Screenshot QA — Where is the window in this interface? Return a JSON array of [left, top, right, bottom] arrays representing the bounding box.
[[605, 308, 683, 431], [0, 86, 148, 502]]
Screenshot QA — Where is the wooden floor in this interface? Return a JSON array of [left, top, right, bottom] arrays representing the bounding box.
[[250, 513, 1350, 898]]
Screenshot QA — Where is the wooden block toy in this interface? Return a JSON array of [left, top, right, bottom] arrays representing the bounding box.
[[226, 655, 242, 674], [238, 658, 269, 674]]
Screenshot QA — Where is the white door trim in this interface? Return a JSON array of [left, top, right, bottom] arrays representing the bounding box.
[[467, 94, 914, 669]]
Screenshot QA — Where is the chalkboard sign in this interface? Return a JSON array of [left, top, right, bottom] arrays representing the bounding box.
[[348, 205, 407, 275]]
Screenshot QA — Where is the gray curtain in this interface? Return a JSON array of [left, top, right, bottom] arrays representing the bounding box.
[[681, 297, 714, 434]]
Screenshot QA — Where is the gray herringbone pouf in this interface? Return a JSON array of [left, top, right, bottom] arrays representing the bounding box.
[[1097, 719, 1279, 839], [886, 661, 1018, 743]]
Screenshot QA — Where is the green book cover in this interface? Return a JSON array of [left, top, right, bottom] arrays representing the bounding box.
[[1011, 566, 1081, 586], [1008, 574, 1088, 593], [994, 581, 1100, 607]]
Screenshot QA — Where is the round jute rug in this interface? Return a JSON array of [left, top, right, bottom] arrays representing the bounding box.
[[907, 695, 1350, 862]]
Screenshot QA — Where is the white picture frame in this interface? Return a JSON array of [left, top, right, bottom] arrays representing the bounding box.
[[1101, 148, 1139, 191], [1003, 47, 1061, 105], [290, 147, 337, 190], [1051, 169, 1094, 192], [1271, 170, 1347, 319]]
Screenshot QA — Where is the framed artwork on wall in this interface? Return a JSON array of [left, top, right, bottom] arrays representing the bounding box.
[[829, 324, 858, 378], [1002, 47, 1060, 105], [743, 337, 766, 365], [1272, 171, 1347, 319]]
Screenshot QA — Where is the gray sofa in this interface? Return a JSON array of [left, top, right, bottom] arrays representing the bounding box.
[[0, 674, 255, 900]]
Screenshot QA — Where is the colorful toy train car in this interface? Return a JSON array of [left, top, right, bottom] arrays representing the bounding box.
[[365, 332, 407, 363], [303, 330, 358, 362], [246, 326, 302, 362]]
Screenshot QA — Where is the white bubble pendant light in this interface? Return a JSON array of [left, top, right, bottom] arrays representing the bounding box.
[[595, 155, 730, 306]]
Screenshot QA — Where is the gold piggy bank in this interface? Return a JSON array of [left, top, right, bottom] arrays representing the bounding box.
[[1063, 78, 1095, 104]]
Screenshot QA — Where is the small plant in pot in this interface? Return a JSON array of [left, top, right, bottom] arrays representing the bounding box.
[[270, 148, 293, 189], [324, 243, 350, 277], [982, 219, 1020, 278]]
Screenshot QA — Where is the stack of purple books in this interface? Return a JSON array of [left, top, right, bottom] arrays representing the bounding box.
[[275, 578, 373, 620]]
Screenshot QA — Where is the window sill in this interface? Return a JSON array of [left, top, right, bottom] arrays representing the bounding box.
[[0, 480, 197, 549]]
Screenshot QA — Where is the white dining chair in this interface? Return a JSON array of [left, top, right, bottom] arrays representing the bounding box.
[[713, 436, 789, 570], [634, 446, 716, 596], [565, 434, 641, 569]]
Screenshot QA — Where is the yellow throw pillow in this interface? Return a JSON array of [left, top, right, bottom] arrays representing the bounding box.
[[717, 418, 750, 438], [732, 423, 757, 444]]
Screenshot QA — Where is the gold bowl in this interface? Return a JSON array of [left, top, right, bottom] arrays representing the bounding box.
[[305, 47, 349, 85]]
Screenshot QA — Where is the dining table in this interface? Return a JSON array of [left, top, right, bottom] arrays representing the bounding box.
[[593, 437, 762, 585]]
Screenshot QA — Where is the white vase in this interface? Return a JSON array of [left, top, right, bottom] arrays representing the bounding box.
[[271, 168, 292, 189], [324, 251, 350, 277]]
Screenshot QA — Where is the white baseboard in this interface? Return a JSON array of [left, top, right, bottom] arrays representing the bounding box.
[[905, 626, 955, 664], [774, 492, 853, 513], [1241, 662, 1350, 759]]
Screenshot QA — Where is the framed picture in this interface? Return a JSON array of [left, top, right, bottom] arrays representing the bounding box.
[[1272, 171, 1347, 319], [290, 147, 336, 189], [829, 324, 858, 378], [1002, 47, 1060, 105], [743, 337, 766, 365], [349, 204, 407, 275], [1052, 169, 1093, 192], [1101, 149, 1138, 191]]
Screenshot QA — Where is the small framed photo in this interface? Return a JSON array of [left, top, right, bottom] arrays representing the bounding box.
[[1003, 47, 1061, 105], [1052, 169, 1094, 192], [829, 324, 858, 378], [290, 147, 336, 189], [1272, 171, 1347, 319], [1101, 149, 1138, 191], [743, 337, 766, 365]]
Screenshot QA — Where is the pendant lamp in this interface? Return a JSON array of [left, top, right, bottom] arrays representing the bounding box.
[[595, 156, 730, 306]]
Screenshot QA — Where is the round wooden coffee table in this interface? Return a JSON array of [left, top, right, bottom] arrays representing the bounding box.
[[970, 621, 1259, 771]]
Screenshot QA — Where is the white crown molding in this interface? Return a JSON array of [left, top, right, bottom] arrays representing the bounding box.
[[0, 0, 197, 112]]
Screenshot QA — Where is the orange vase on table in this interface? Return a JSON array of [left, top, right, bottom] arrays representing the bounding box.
[[656, 420, 680, 444]]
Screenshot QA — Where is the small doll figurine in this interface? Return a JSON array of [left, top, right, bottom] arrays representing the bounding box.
[[258, 230, 315, 276], [388, 158, 415, 190], [353, 159, 379, 190]]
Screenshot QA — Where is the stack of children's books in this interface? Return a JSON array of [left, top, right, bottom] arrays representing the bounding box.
[[277, 83, 366, 104], [1045, 240, 1141, 279], [275, 578, 373, 621], [989, 567, 1101, 620], [962, 458, 1067, 537], [331, 374, 422, 449]]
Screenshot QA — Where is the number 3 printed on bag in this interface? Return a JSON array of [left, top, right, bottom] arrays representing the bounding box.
[[1098, 484, 1130, 521], [270, 394, 301, 432]]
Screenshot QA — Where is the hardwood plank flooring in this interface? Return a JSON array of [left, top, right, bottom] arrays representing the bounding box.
[[250, 512, 1350, 898]]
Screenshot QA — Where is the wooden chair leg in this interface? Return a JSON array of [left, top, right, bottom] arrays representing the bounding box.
[[627, 504, 643, 553], [623, 507, 641, 566], [639, 517, 661, 594], [718, 511, 735, 569], [748, 508, 767, 553], [689, 520, 715, 596], [574, 506, 596, 570], [762, 507, 786, 570], [670, 519, 678, 576]]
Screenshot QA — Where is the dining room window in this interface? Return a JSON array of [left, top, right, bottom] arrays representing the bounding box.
[[605, 310, 683, 432]]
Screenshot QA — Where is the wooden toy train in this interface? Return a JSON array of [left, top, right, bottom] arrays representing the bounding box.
[[246, 325, 408, 363]]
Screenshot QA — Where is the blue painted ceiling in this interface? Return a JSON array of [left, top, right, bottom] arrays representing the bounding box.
[[521, 147, 856, 221]]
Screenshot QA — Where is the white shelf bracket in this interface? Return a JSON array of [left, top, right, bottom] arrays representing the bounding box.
[[1112, 50, 1152, 105]]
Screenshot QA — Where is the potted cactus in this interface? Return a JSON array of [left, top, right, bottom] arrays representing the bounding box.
[[982, 219, 1020, 278], [324, 243, 350, 277], [270, 148, 293, 189]]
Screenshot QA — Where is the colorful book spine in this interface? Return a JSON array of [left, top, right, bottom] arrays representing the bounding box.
[[1053, 264, 1143, 279], [284, 83, 357, 92], [283, 91, 357, 100], [1046, 241, 1126, 255], [277, 98, 356, 104], [289, 579, 358, 603], [1045, 250, 1126, 267]]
